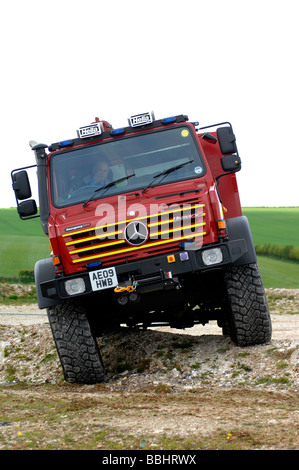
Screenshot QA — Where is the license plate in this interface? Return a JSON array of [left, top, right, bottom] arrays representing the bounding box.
[[89, 267, 118, 291]]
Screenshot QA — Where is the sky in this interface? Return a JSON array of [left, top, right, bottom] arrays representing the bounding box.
[[1, 0, 298, 208]]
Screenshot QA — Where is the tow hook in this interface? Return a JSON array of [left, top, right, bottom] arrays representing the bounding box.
[[114, 281, 139, 305], [114, 285, 135, 293]]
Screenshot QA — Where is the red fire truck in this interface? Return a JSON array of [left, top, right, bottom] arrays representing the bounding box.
[[11, 111, 272, 384]]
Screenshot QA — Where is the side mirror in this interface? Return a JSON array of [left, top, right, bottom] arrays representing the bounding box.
[[217, 127, 237, 155], [221, 154, 241, 172], [11, 167, 39, 220], [17, 199, 38, 218], [12, 170, 32, 200]]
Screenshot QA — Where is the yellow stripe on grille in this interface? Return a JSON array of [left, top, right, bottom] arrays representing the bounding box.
[[65, 229, 123, 246], [150, 221, 205, 238], [69, 239, 125, 255], [63, 204, 205, 238], [148, 212, 205, 228], [69, 222, 205, 255], [72, 231, 206, 264]]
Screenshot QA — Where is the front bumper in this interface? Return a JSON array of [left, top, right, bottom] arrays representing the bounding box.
[[39, 237, 252, 306]]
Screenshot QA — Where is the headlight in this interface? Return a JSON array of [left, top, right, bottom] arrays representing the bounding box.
[[202, 248, 223, 266], [65, 278, 86, 296]]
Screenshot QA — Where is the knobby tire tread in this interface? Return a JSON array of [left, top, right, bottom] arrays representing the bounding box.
[[224, 263, 272, 346], [47, 299, 105, 384]]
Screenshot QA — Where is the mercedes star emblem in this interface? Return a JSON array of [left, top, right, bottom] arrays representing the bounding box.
[[124, 221, 148, 246]]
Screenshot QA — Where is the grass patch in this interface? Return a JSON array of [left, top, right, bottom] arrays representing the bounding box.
[[242, 207, 299, 288], [0, 234, 49, 278], [243, 207, 299, 248], [255, 375, 290, 386], [41, 352, 57, 364], [257, 256, 299, 288], [265, 346, 297, 361], [0, 281, 37, 304], [0, 208, 49, 278]]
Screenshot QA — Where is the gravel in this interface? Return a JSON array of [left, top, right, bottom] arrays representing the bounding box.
[[0, 288, 298, 391]]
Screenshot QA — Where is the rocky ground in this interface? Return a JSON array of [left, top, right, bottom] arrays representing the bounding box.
[[0, 287, 298, 390], [0, 286, 298, 450]]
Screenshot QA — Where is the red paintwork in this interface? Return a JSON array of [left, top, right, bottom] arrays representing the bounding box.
[[197, 132, 242, 219], [47, 121, 242, 276]]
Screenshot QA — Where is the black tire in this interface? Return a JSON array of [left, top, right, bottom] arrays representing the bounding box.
[[224, 263, 272, 346], [47, 299, 106, 384]]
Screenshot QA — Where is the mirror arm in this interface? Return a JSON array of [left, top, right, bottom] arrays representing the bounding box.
[[215, 171, 236, 185], [214, 171, 237, 205]]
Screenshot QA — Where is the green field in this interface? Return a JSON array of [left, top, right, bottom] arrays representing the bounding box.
[[0, 207, 298, 288], [256, 256, 299, 288], [0, 208, 49, 278], [242, 207, 299, 247], [242, 207, 299, 288]]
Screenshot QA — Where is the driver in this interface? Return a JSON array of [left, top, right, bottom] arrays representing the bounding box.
[[69, 159, 112, 196], [90, 160, 110, 188]]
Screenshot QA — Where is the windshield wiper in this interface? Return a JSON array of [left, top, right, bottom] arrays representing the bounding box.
[[142, 160, 194, 194], [83, 174, 136, 207]]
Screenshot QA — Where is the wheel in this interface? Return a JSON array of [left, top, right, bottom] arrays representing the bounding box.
[[223, 263, 272, 346], [47, 299, 106, 384], [71, 185, 95, 195]]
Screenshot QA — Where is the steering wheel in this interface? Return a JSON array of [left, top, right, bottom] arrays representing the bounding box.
[[69, 185, 95, 197]]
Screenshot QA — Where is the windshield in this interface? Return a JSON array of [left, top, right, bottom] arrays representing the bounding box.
[[50, 126, 206, 207]]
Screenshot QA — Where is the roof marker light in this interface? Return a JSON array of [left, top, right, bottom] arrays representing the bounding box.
[[162, 116, 177, 125], [110, 128, 126, 136], [59, 140, 74, 148]]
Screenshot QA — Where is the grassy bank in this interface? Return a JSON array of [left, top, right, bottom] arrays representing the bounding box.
[[243, 207, 299, 247], [0, 208, 49, 278]]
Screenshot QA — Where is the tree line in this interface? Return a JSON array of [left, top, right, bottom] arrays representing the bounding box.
[[255, 243, 299, 263]]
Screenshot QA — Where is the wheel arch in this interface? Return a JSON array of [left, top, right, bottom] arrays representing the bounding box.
[[226, 215, 257, 266], [34, 258, 60, 309]]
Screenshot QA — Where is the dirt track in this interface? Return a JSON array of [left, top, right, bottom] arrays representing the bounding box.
[[0, 290, 298, 450]]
